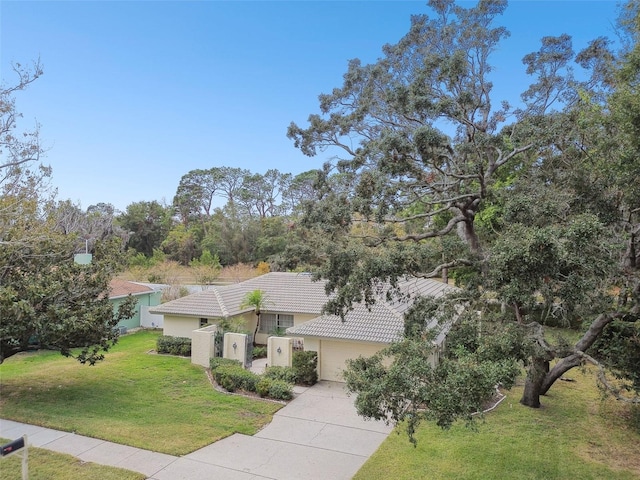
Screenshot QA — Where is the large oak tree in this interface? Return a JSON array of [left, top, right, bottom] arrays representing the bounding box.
[[288, 0, 639, 437]]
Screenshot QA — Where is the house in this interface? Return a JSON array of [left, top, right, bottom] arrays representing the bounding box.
[[149, 273, 326, 343], [150, 272, 457, 381], [109, 279, 162, 332]]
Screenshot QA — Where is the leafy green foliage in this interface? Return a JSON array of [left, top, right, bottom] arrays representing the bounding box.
[[264, 365, 298, 384], [209, 356, 242, 370], [239, 289, 270, 315], [288, 0, 640, 431], [256, 377, 294, 400], [265, 379, 294, 400], [252, 346, 267, 359], [292, 350, 318, 385], [213, 364, 261, 393], [591, 319, 640, 393], [156, 335, 192, 356], [344, 330, 520, 443], [118, 200, 173, 257], [256, 377, 272, 397], [0, 231, 137, 364], [162, 224, 201, 265], [354, 367, 640, 479], [240, 289, 271, 345], [0, 62, 137, 365]]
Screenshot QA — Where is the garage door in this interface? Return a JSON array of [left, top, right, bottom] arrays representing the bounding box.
[[319, 340, 383, 382]]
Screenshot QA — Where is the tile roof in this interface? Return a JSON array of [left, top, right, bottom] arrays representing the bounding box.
[[149, 272, 328, 318], [287, 302, 405, 344], [287, 276, 457, 344], [151, 272, 458, 344], [109, 279, 155, 299]]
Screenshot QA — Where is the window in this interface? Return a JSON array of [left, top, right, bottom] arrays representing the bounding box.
[[199, 318, 209, 328], [259, 313, 293, 334]]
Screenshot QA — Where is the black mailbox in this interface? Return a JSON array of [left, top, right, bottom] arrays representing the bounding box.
[[1, 437, 25, 457]]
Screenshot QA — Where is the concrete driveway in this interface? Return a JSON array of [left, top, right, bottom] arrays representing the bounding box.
[[149, 381, 393, 480]]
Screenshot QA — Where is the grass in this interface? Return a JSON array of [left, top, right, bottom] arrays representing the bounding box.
[[355, 368, 640, 480], [0, 330, 281, 455], [0, 440, 145, 480]]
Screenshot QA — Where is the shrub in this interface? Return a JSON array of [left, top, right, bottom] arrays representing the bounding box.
[[264, 366, 298, 384], [157, 336, 191, 356], [292, 351, 318, 386], [241, 370, 260, 392], [220, 374, 238, 392], [210, 357, 242, 371], [256, 377, 272, 397], [256, 377, 293, 400], [267, 379, 293, 400], [214, 364, 260, 393], [252, 346, 267, 359], [256, 261, 270, 275]]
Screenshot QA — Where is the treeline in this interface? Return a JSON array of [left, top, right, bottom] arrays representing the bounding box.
[[47, 167, 320, 269]]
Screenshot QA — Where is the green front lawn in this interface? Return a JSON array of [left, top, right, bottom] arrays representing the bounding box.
[[0, 330, 281, 455], [355, 368, 640, 479]]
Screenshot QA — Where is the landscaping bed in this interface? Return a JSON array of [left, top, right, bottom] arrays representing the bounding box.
[[208, 351, 318, 401]]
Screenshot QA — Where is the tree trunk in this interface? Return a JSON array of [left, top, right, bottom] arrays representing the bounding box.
[[520, 356, 549, 408], [457, 219, 481, 254], [252, 313, 260, 347]]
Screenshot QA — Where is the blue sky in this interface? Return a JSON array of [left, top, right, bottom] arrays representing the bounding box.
[[1, 1, 622, 212]]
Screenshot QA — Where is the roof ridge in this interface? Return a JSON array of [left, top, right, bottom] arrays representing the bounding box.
[[211, 286, 229, 317], [378, 298, 406, 320]]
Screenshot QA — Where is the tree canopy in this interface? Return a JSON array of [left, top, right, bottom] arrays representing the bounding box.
[[0, 62, 135, 364], [287, 0, 640, 438]]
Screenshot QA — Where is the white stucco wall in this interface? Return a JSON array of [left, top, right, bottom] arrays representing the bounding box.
[[267, 336, 293, 367], [191, 325, 219, 367], [163, 315, 201, 339], [141, 306, 164, 328], [224, 332, 249, 367], [293, 313, 318, 325]]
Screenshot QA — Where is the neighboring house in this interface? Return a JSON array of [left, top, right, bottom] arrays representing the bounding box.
[[109, 279, 162, 331], [150, 272, 457, 381]]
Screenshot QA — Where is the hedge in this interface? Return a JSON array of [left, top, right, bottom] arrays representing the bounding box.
[[256, 378, 293, 400], [264, 366, 298, 384], [157, 335, 192, 356], [210, 357, 242, 370], [213, 364, 261, 393]]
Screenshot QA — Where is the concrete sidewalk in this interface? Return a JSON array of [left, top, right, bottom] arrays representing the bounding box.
[[1, 381, 392, 479], [0, 418, 177, 477]]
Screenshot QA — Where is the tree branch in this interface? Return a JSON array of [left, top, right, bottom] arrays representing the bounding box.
[[577, 350, 640, 405], [540, 312, 621, 394]]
